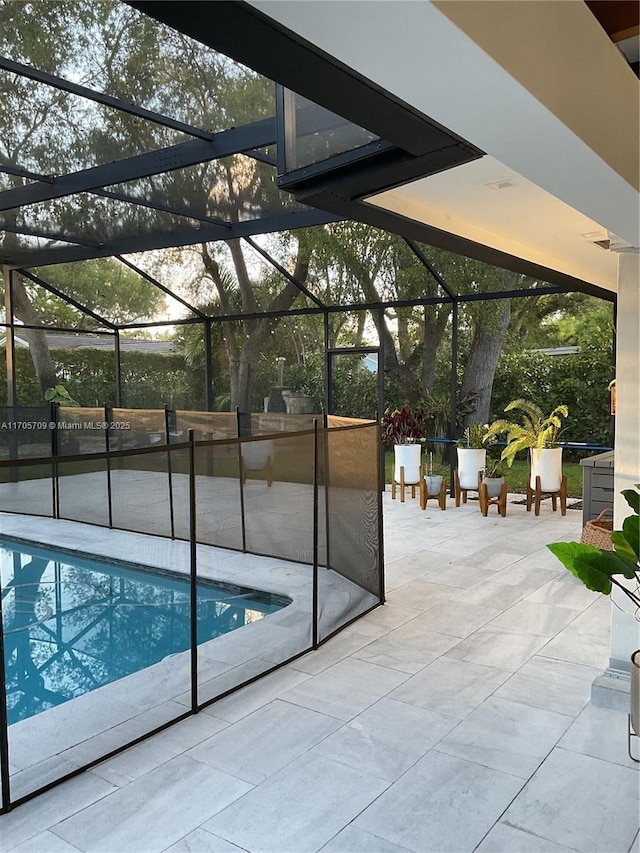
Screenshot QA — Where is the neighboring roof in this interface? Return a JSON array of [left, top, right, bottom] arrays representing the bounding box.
[[3, 333, 175, 353]]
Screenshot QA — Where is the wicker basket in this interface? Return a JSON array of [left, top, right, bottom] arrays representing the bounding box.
[[581, 509, 614, 551]]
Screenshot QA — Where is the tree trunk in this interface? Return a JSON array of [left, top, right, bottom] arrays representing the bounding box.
[[460, 298, 511, 426], [202, 238, 311, 411], [10, 276, 58, 397], [422, 306, 449, 395]]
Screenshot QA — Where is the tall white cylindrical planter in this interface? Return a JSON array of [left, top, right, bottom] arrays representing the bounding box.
[[631, 650, 640, 742], [530, 447, 562, 491], [242, 439, 274, 471], [456, 448, 486, 490], [393, 444, 421, 484]]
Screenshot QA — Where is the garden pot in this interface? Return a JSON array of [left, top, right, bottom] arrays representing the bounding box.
[[482, 475, 505, 499], [241, 438, 274, 471], [456, 447, 486, 490], [631, 650, 640, 738], [394, 444, 421, 485], [424, 474, 443, 496], [530, 447, 563, 492]]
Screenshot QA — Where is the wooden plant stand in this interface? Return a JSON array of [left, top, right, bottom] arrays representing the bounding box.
[[454, 469, 482, 507], [241, 455, 273, 487], [479, 482, 508, 517], [420, 477, 447, 511], [526, 474, 567, 516], [391, 465, 421, 502]]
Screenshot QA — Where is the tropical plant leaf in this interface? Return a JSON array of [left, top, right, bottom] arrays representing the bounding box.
[[622, 486, 640, 516], [547, 542, 612, 594], [621, 515, 639, 561], [611, 530, 638, 563]]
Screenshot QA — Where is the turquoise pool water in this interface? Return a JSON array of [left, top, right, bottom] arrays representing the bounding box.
[[1, 538, 290, 725]]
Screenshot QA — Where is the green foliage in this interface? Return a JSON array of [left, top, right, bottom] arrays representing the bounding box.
[[485, 399, 568, 466], [492, 348, 612, 445], [5, 346, 204, 410], [547, 485, 640, 612], [44, 384, 79, 406], [30, 259, 167, 327], [456, 423, 494, 449]]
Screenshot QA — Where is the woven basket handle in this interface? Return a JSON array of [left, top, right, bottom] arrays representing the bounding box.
[[593, 508, 614, 523]]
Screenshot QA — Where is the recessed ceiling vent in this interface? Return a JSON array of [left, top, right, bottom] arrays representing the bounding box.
[[485, 179, 515, 191]]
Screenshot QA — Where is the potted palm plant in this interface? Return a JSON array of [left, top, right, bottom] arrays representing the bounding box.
[[381, 405, 424, 496], [548, 484, 640, 761], [484, 398, 568, 492]]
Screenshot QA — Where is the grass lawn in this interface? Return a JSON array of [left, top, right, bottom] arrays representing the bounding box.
[[384, 451, 583, 498]]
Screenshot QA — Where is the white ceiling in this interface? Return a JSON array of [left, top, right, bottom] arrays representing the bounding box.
[[250, 0, 640, 293]]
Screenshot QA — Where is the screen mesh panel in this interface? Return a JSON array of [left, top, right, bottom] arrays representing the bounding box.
[[175, 411, 237, 441], [193, 441, 244, 552], [0, 455, 54, 518], [242, 430, 316, 564], [321, 422, 381, 638], [0, 406, 52, 462]]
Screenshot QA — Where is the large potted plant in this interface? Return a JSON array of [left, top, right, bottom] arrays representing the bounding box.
[[548, 484, 640, 761], [455, 424, 493, 501], [381, 405, 424, 498], [484, 398, 568, 492]]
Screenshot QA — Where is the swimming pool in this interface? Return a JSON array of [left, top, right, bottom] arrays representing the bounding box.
[[0, 537, 291, 725]]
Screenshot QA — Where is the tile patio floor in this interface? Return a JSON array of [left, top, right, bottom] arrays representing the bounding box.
[[1, 491, 638, 853]]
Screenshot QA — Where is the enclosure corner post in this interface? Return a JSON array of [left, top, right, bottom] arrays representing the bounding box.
[[188, 428, 198, 713], [312, 418, 319, 649]]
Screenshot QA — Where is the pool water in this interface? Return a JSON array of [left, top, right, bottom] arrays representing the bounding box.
[[0, 538, 290, 725]]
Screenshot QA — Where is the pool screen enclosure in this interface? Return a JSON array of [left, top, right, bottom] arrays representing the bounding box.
[[0, 0, 619, 814]]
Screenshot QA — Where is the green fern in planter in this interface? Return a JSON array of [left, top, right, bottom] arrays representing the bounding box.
[[483, 398, 568, 467]]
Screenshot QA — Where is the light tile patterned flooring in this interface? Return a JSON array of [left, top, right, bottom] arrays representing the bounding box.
[[1, 492, 638, 853]]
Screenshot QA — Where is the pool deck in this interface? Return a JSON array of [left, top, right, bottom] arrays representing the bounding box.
[[0, 491, 638, 853]]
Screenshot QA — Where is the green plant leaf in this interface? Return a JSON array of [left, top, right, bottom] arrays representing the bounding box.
[[611, 530, 638, 563], [547, 542, 612, 593], [622, 487, 640, 516], [621, 515, 639, 561]]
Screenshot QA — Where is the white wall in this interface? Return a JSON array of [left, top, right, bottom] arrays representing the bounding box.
[[609, 250, 640, 673]]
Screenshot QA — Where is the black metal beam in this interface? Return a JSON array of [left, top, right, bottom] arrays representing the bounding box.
[[0, 163, 55, 184], [404, 238, 456, 301], [11, 322, 115, 337], [0, 56, 219, 142], [116, 256, 206, 320], [91, 188, 231, 229], [17, 269, 118, 329], [0, 118, 276, 213], [0, 221, 102, 250], [2, 208, 340, 268], [298, 190, 617, 302], [128, 1, 480, 160], [242, 236, 325, 309]]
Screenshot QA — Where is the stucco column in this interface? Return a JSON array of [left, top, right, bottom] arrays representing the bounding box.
[[608, 248, 640, 676]]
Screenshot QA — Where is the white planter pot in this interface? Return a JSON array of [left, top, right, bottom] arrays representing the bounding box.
[[457, 447, 486, 490], [530, 447, 563, 492], [242, 439, 274, 470], [425, 474, 443, 495], [483, 476, 504, 499], [394, 444, 421, 484]]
